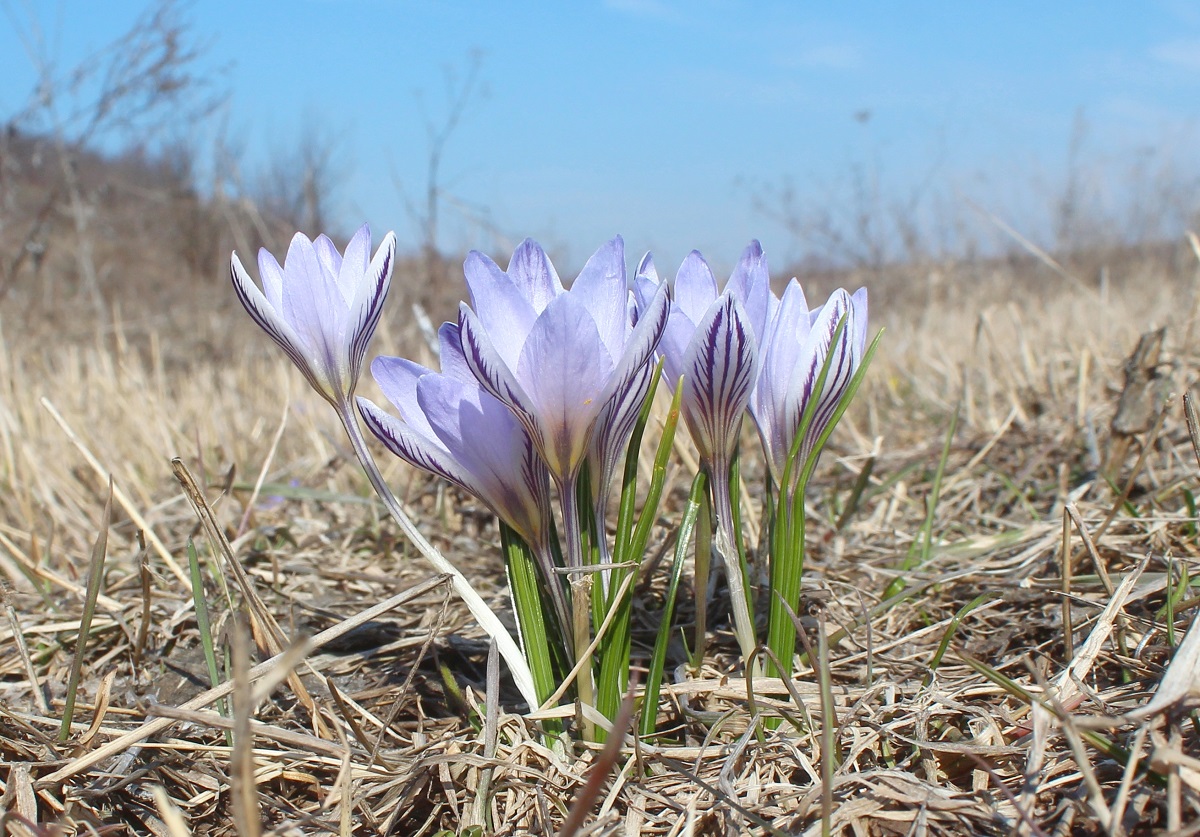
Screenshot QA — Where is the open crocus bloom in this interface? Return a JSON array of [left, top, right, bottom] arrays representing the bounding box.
[[750, 281, 869, 489], [456, 238, 669, 532], [358, 323, 552, 555], [231, 224, 396, 407]]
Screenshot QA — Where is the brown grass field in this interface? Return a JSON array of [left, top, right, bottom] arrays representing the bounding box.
[[2, 169, 1200, 835]]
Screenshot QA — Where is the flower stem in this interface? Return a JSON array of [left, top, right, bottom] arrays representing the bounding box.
[[710, 460, 759, 674], [560, 471, 585, 572], [336, 402, 538, 710], [560, 469, 597, 736]]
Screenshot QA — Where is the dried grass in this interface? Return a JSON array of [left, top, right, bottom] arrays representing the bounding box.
[[2, 242, 1200, 835]]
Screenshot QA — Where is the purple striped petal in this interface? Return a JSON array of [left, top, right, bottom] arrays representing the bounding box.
[[458, 302, 543, 445], [596, 278, 670, 415], [436, 322, 475, 384], [726, 240, 771, 343], [789, 289, 861, 454], [347, 232, 395, 378], [589, 353, 654, 503], [231, 252, 325, 395], [358, 396, 475, 493], [680, 293, 758, 465]]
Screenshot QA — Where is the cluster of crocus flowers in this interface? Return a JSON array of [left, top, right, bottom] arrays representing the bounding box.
[[230, 224, 873, 727]]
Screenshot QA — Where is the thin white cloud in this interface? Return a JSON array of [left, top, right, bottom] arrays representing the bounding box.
[[1150, 38, 1200, 72]]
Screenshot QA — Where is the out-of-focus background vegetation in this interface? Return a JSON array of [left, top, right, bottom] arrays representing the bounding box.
[[3, 0, 1198, 335]]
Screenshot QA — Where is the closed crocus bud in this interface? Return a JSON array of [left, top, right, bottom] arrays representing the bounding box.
[[634, 243, 771, 663], [231, 224, 396, 408], [751, 282, 869, 489]]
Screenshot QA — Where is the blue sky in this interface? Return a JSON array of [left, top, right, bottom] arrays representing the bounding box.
[[3, 1, 1199, 273]]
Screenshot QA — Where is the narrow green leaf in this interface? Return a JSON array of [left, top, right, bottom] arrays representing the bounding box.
[[500, 523, 560, 713], [188, 538, 230, 740], [60, 480, 112, 742], [925, 593, 995, 686], [641, 470, 707, 738], [767, 323, 883, 680], [626, 376, 685, 565]]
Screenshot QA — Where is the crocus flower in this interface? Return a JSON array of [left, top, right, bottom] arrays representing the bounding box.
[[358, 323, 571, 636], [456, 237, 669, 567], [634, 243, 772, 661], [636, 244, 770, 488], [231, 224, 396, 407], [358, 323, 553, 556], [750, 282, 869, 490], [232, 224, 540, 710]]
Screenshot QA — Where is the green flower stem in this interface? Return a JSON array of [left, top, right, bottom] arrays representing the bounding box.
[[336, 402, 539, 711]]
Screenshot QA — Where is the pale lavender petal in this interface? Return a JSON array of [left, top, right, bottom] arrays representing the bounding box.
[[515, 293, 613, 477], [280, 232, 348, 375], [347, 231, 394, 378], [632, 254, 661, 321], [506, 238, 563, 312], [673, 251, 718, 324], [458, 303, 543, 445], [257, 248, 286, 310], [463, 250, 538, 367], [726, 241, 771, 342], [636, 251, 657, 284], [569, 236, 627, 359], [231, 252, 318, 391], [658, 305, 695, 387], [751, 279, 812, 478], [337, 224, 372, 302], [312, 234, 344, 298], [371, 355, 439, 440], [357, 396, 476, 495], [850, 287, 869, 354], [680, 294, 758, 465]]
